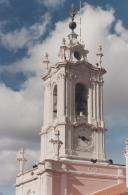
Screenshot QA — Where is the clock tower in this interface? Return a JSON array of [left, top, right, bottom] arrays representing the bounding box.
[[40, 7, 106, 163], [16, 7, 126, 195]]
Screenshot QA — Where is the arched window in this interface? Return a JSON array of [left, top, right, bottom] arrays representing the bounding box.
[[75, 83, 88, 116], [53, 85, 57, 119]]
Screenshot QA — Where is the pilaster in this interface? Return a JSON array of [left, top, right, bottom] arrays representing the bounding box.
[[88, 86, 92, 124], [42, 161, 53, 195], [61, 173, 67, 195]]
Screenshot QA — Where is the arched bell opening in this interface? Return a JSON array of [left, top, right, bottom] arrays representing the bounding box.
[[53, 85, 57, 119], [75, 83, 88, 117]]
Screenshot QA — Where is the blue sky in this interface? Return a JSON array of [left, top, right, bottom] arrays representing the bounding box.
[[0, 0, 128, 194]]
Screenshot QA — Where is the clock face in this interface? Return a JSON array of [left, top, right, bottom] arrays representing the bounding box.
[[73, 127, 93, 152]]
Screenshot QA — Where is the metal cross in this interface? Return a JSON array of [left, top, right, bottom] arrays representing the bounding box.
[[50, 130, 63, 160]]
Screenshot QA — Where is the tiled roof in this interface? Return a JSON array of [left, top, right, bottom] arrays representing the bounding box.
[[92, 183, 128, 195]]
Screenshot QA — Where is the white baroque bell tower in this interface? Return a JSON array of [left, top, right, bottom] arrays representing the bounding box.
[[40, 7, 106, 163]]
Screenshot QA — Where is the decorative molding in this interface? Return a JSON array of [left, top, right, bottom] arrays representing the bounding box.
[[73, 121, 93, 129]]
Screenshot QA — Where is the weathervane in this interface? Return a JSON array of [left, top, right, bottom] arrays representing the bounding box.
[[69, 4, 78, 33], [70, 4, 78, 21], [17, 148, 27, 174], [49, 130, 63, 160]]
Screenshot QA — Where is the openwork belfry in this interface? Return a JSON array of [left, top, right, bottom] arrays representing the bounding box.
[[75, 83, 88, 116], [16, 5, 126, 195]]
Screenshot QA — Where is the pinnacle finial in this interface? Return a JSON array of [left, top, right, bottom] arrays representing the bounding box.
[[62, 37, 66, 45], [17, 148, 27, 174], [96, 45, 104, 67], [43, 52, 50, 70]]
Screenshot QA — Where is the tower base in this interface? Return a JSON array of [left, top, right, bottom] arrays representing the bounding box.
[[16, 159, 126, 195]]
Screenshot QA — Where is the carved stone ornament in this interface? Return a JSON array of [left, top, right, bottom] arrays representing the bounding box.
[[73, 127, 94, 152], [57, 72, 65, 80], [46, 81, 51, 89]]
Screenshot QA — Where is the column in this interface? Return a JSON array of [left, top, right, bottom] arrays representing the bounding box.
[[93, 130, 97, 159], [44, 83, 50, 127], [88, 86, 92, 124], [91, 82, 93, 119], [65, 71, 69, 119], [98, 129, 104, 160], [43, 85, 47, 126], [61, 174, 67, 195], [96, 129, 99, 159], [71, 80, 75, 122], [96, 80, 100, 125], [41, 132, 47, 161], [69, 74, 72, 121], [37, 174, 42, 195], [100, 78, 104, 127], [92, 80, 97, 125], [42, 172, 53, 195], [47, 83, 51, 125], [49, 83, 52, 125], [57, 72, 65, 122], [103, 129, 106, 159]]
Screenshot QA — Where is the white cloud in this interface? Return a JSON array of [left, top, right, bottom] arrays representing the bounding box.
[[0, 3, 128, 187], [115, 20, 128, 41], [38, 0, 65, 8], [0, 13, 50, 50]]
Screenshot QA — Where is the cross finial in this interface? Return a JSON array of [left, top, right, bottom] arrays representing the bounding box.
[[96, 45, 104, 67], [17, 148, 27, 174]]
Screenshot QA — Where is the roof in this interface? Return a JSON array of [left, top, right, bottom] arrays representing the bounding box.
[[92, 183, 128, 195]]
